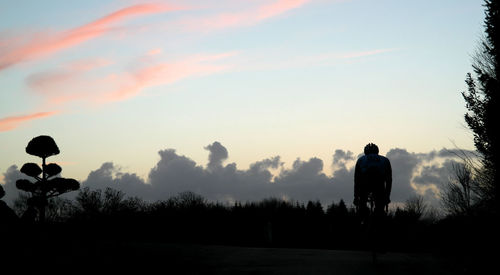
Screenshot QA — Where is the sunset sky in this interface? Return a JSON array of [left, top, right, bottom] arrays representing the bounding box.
[[0, 1, 486, 204]]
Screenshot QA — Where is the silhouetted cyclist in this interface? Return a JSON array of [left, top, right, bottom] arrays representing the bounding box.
[[0, 185, 19, 231], [354, 143, 392, 258], [354, 143, 392, 221]]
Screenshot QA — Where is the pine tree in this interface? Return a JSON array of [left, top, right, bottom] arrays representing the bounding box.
[[462, 0, 500, 211]]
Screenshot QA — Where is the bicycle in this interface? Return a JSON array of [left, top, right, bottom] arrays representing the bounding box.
[[357, 193, 387, 264]]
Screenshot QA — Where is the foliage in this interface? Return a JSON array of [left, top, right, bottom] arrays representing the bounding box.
[[15, 135, 80, 223], [13, 192, 73, 222], [403, 195, 427, 220], [25, 135, 60, 159], [12, 187, 447, 252], [73, 187, 146, 218], [462, 0, 500, 212], [442, 162, 478, 216]]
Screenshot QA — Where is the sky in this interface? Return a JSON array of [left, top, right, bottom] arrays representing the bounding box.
[[0, 0, 486, 206]]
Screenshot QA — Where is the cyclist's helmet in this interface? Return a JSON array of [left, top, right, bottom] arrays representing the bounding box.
[[364, 143, 379, 155]]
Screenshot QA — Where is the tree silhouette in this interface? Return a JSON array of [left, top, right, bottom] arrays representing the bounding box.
[[403, 195, 427, 220], [441, 162, 482, 216], [462, 0, 500, 212], [15, 135, 79, 223]]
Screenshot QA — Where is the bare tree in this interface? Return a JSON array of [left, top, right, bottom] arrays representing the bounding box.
[[404, 195, 427, 220], [441, 162, 480, 216]]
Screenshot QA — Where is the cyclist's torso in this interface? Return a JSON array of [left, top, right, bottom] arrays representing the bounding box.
[[356, 154, 389, 198]]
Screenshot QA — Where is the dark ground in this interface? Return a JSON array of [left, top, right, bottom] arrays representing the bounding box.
[[5, 241, 467, 275], [114, 243, 461, 275]]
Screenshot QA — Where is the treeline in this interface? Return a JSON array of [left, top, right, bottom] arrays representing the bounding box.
[[8, 187, 448, 252]]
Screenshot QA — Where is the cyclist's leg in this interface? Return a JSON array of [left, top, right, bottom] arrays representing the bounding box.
[[358, 196, 369, 224], [356, 196, 370, 251], [373, 201, 386, 218], [373, 198, 388, 253]]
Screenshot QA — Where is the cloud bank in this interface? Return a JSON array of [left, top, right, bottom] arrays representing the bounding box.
[[2, 142, 470, 207]]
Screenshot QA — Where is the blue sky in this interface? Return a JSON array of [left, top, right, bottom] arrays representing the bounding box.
[[0, 1, 485, 200]]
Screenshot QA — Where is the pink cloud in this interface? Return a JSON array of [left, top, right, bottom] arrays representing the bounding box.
[[99, 52, 235, 103], [26, 58, 113, 98], [147, 48, 163, 56], [0, 111, 58, 132], [26, 52, 236, 105], [180, 0, 310, 32], [66, 58, 113, 71], [0, 4, 182, 71], [256, 0, 309, 21]]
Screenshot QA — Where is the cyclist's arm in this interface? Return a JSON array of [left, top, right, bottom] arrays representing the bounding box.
[[385, 159, 392, 203], [354, 159, 361, 200]]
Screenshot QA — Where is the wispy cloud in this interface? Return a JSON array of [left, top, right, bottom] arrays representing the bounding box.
[[179, 0, 310, 32], [241, 48, 399, 71], [26, 46, 391, 107], [27, 58, 112, 94], [26, 51, 237, 105], [1, 0, 324, 132], [97, 52, 237, 103], [0, 111, 58, 132], [147, 48, 163, 56], [256, 0, 309, 20], [0, 4, 182, 71]]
